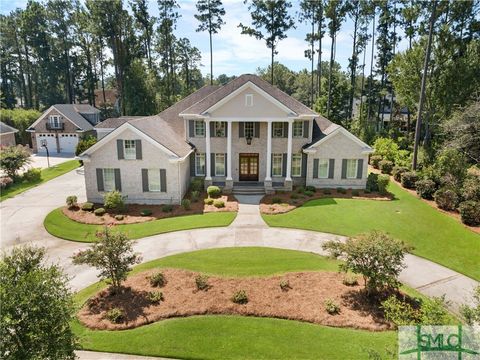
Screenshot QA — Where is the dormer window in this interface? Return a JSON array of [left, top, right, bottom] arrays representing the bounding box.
[[245, 94, 253, 107]]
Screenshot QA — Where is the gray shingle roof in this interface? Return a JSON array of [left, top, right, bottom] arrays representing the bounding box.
[[53, 104, 100, 130], [95, 116, 143, 129], [303, 117, 337, 148], [0, 121, 19, 134]]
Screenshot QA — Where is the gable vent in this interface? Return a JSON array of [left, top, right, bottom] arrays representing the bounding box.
[[245, 94, 253, 107]]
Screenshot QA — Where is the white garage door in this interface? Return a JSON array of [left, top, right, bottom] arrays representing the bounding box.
[[36, 134, 57, 153], [59, 133, 79, 153]]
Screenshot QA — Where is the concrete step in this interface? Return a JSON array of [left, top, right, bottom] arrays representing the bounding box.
[[232, 187, 266, 195]]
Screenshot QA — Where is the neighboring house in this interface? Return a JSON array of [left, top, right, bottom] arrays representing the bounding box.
[[27, 104, 101, 154], [79, 74, 372, 205], [0, 121, 19, 147], [95, 116, 144, 139], [379, 105, 410, 131]]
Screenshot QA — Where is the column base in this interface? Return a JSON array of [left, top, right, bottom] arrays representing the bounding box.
[[264, 180, 275, 195], [224, 179, 233, 194], [283, 179, 293, 191]]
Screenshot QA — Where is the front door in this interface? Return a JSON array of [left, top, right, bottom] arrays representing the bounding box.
[[239, 153, 259, 181]]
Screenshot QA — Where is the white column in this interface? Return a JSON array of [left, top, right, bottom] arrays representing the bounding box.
[[205, 119, 211, 180], [265, 120, 272, 181], [226, 121, 232, 180], [285, 120, 293, 181]]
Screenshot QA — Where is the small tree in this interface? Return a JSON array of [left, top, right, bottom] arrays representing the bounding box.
[[461, 286, 480, 326], [0, 145, 31, 178], [75, 135, 97, 156], [0, 246, 76, 359], [72, 227, 141, 291], [323, 231, 407, 295]]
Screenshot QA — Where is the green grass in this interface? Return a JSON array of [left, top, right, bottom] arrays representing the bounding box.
[[0, 160, 80, 201], [263, 181, 480, 281], [73, 248, 396, 359], [44, 208, 237, 242]]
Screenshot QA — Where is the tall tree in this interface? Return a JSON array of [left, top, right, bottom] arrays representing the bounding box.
[[195, 0, 225, 86], [176, 37, 202, 94], [130, 0, 156, 69], [239, 0, 295, 85]]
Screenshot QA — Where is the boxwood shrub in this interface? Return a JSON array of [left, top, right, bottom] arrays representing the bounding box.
[[379, 160, 394, 175], [392, 166, 409, 182], [94, 207, 106, 216], [370, 155, 383, 169], [207, 186, 221, 198], [434, 188, 458, 211], [377, 175, 390, 195], [81, 202, 94, 211], [401, 171, 418, 189], [459, 201, 480, 226], [415, 179, 437, 200], [366, 173, 379, 192]]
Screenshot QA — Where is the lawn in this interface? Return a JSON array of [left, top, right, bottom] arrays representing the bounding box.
[[73, 247, 396, 359], [0, 160, 80, 201], [263, 181, 480, 281], [44, 208, 236, 242]]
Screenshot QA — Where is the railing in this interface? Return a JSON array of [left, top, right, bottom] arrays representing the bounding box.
[[46, 122, 64, 130]]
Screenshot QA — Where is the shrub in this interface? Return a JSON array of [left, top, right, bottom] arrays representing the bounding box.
[[94, 208, 106, 216], [105, 308, 125, 323], [147, 291, 164, 304], [323, 231, 407, 295], [379, 160, 394, 175], [366, 173, 379, 192], [140, 209, 152, 216], [66, 195, 78, 208], [460, 286, 480, 326], [290, 193, 299, 200], [305, 185, 316, 192], [370, 155, 383, 169], [0, 176, 13, 189], [207, 185, 221, 198], [394, 149, 411, 167], [115, 214, 124, 221], [435, 148, 468, 188], [415, 179, 437, 200], [401, 171, 418, 189], [373, 137, 399, 162], [418, 296, 450, 325], [75, 135, 97, 156], [195, 275, 209, 291], [181, 199, 191, 210], [392, 166, 409, 182], [213, 199, 225, 208], [190, 190, 200, 202], [323, 189, 332, 195], [190, 178, 204, 192], [351, 189, 360, 196], [103, 190, 125, 210], [324, 299, 340, 315], [149, 272, 166, 287], [459, 201, 480, 226], [279, 279, 291, 292], [296, 186, 305, 194], [204, 198, 214, 205], [81, 202, 94, 211], [0, 145, 31, 178], [304, 190, 314, 197], [271, 197, 282, 204], [342, 274, 358, 286], [381, 296, 416, 326], [336, 187, 347, 194], [231, 290, 248, 304], [434, 188, 458, 211], [161, 204, 173, 212], [377, 175, 390, 195], [462, 175, 480, 202], [23, 167, 42, 182]]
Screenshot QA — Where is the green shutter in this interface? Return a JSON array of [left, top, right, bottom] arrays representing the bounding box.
[[114, 168, 121, 191], [135, 140, 142, 159], [357, 159, 364, 179], [116, 140, 124, 159], [303, 121, 309, 138], [96, 168, 104, 191], [282, 154, 287, 177], [210, 122, 215, 137], [328, 159, 335, 179], [142, 169, 148, 192], [254, 122, 260, 138], [341, 159, 347, 179], [313, 159, 319, 179], [239, 122, 244, 137], [160, 169, 166, 192], [301, 153, 307, 177], [189, 120, 195, 137]]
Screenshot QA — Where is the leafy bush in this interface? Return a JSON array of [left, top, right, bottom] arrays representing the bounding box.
[[366, 173, 379, 192], [370, 155, 383, 169], [415, 179, 437, 199], [373, 137, 399, 162], [351, 189, 360, 196], [204, 198, 214, 205], [324, 299, 340, 315], [342, 274, 358, 286], [296, 186, 305, 194], [190, 190, 200, 202], [379, 160, 394, 175], [0, 176, 13, 189], [323, 189, 332, 195], [305, 185, 316, 192], [149, 272, 166, 287], [115, 214, 124, 221], [190, 178, 204, 192], [207, 185, 221, 198], [271, 197, 282, 204], [435, 149, 468, 188], [401, 171, 418, 189], [377, 175, 390, 195], [434, 188, 458, 211], [394, 149, 411, 168], [213, 199, 225, 208], [140, 209, 152, 216], [75, 135, 97, 156], [460, 286, 480, 325], [147, 291, 164, 304], [419, 296, 451, 325], [195, 275, 210, 291], [81, 202, 94, 211], [304, 190, 315, 197], [23, 167, 42, 182], [94, 208, 106, 216], [323, 231, 407, 295], [459, 201, 480, 226], [231, 290, 248, 304], [66, 195, 78, 208], [392, 166, 409, 182], [381, 296, 416, 326], [105, 308, 125, 323], [0, 145, 31, 178], [279, 279, 291, 292], [161, 204, 173, 212], [181, 199, 191, 210], [462, 175, 480, 202], [290, 193, 299, 199], [103, 190, 125, 210], [336, 187, 347, 194]]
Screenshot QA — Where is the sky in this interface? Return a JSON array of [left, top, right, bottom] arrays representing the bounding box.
[[0, 0, 410, 77]]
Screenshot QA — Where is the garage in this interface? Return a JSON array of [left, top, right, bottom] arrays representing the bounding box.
[[36, 133, 57, 153], [59, 133, 79, 153]]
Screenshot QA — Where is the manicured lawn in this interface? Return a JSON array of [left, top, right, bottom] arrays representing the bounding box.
[[263, 181, 480, 281], [44, 208, 236, 242], [0, 160, 80, 201]]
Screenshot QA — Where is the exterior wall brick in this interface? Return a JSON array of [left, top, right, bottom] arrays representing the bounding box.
[[0, 133, 16, 147]]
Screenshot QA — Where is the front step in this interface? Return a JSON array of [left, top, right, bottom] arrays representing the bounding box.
[[232, 186, 266, 195]]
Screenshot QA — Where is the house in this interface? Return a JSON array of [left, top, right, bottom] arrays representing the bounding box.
[[82, 89, 120, 113], [95, 116, 144, 140], [79, 74, 373, 205], [0, 121, 19, 147], [27, 104, 101, 154]]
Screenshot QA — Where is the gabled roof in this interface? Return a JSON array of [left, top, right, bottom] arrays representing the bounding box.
[[180, 74, 316, 117], [29, 104, 100, 131], [95, 116, 143, 129], [0, 121, 19, 134]]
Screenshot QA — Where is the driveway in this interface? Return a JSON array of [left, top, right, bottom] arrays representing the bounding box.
[[27, 153, 76, 169]]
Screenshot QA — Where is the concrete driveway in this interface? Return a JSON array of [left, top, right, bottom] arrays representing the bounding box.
[[27, 153, 76, 169]]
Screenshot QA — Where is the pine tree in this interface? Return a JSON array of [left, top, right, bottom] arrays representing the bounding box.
[[130, 0, 156, 69]]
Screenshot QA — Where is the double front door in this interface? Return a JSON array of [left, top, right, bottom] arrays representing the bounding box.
[[239, 153, 259, 181]]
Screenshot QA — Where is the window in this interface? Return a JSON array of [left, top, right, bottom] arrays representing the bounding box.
[[194, 120, 205, 137], [291, 154, 302, 177], [214, 122, 226, 137], [346, 159, 358, 179], [293, 121, 303, 137], [272, 122, 284, 138], [245, 94, 253, 107], [272, 153, 283, 176], [49, 115, 61, 128], [148, 169, 161, 192], [103, 168, 115, 191], [244, 122, 254, 138], [318, 159, 329, 178], [215, 153, 225, 176], [124, 140, 136, 159], [195, 153, 205, 176]]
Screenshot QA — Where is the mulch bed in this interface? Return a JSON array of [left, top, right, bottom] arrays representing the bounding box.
[[78, 269, 393, 332], [260, 188, 392, 215], [64, 194, 238, 225]]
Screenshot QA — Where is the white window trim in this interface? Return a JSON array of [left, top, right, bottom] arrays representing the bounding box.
[[346, 159, 358, 179], [148, 169, 161, 192], [214, 122, 226, 137], [272, 122, 284, 138], [195, 153, 206, 176], [318, 159, 329, 179], [124, 140, 136, 160], [293, 121, 304, 138], [103, 168, 115, 192], [49, 115, 61, 128], [245, 94, 253, 107], [194, 120, 205, 137], [291, 154, 302, 177], [272, 153, 283, 177], [215, 153, 225, 176], [244, 122, 254, 138]]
